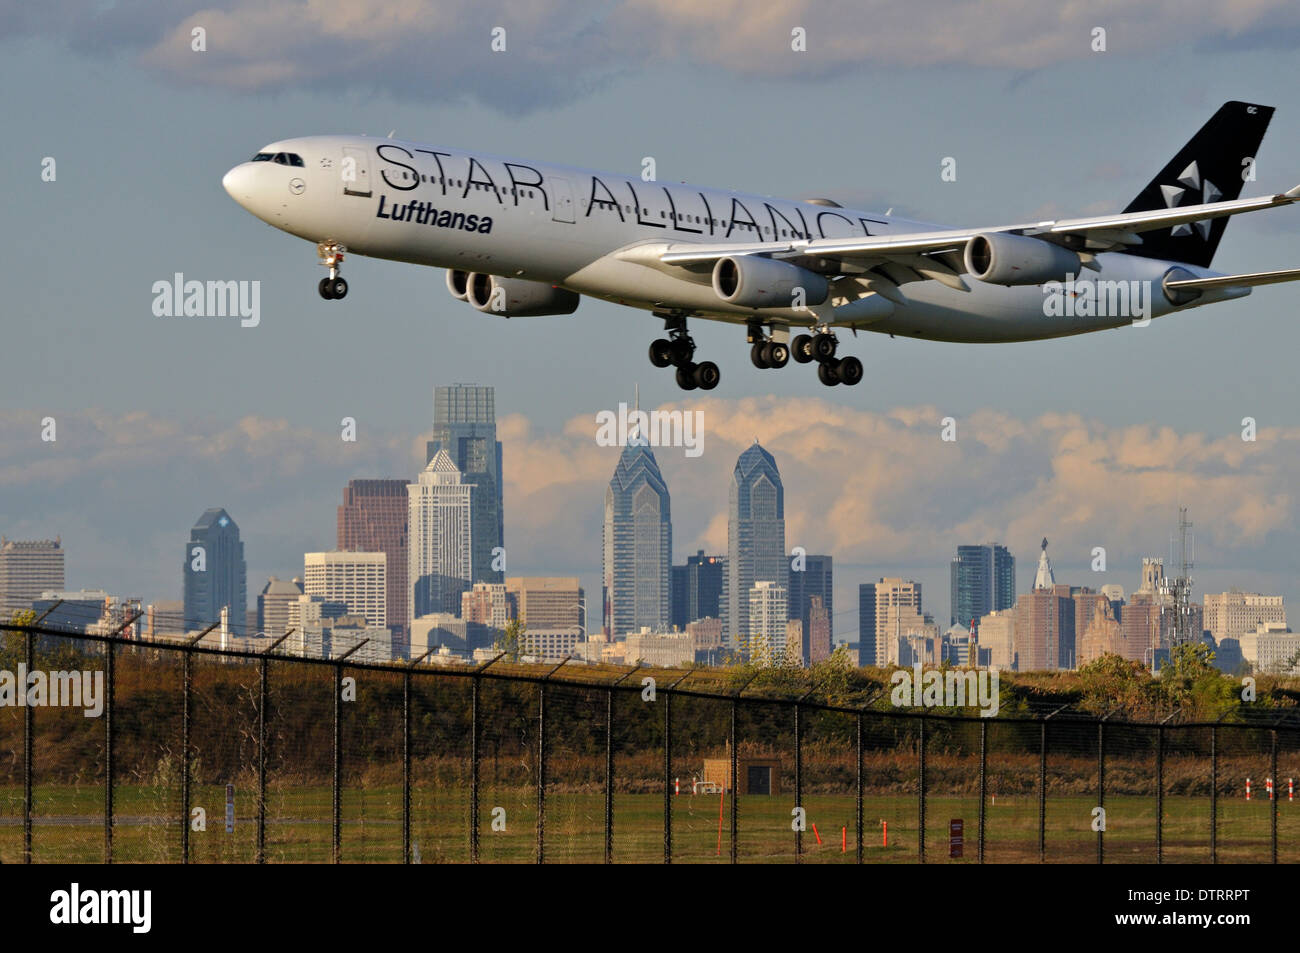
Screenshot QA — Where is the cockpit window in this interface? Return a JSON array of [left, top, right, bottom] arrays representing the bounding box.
[[252, 151, 304, 166], [252, 152, 273, 162], [288, 153, 304, 167], [273, 153, 288, 165]]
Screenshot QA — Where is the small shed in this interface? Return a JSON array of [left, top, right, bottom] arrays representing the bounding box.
[[702, 757, 782, 795]]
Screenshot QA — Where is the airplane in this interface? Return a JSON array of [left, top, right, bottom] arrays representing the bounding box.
[[223, 101, 1300, 391]]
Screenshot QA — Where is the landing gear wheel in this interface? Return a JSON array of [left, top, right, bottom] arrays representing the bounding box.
[[792, 334, 814, 363], [751, 343, 769, 369], [693, 361, 721, 390], [649, 339, 674, 368], [837, 355, 864, 386], [319, 278, 334, 300], [812, 334, 837, 362], [329, 277, 348, 299], [676, 363, 700, 390], [767, 341, 789, 368], [818, 361, 841, 386], [670, 337, 694, 367]]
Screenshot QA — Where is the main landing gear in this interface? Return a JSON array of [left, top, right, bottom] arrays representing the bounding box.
[[649, 314, 720, 391], [317, 241, 349, 300], [790, 328, 863, 387]]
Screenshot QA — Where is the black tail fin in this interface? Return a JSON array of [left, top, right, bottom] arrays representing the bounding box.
[[1120, 101, 1274, 268]]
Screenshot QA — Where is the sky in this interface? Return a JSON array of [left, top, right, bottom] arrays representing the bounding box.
[[1, 1, 1298, 639]]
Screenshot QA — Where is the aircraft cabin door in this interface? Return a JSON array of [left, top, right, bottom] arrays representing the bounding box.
[[551, 177, 575, 223], [341, 146, 372, 197]]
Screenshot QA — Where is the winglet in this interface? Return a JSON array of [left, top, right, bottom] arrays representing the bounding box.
[[1285, 184, 1300, 199]]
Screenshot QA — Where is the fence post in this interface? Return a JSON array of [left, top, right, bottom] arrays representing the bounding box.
[[1210, 724, 1218, 865], [729, 698, 738, 864], [536, 680, 545, 865], [1271, 729, 1279, 865], [794, 701, 803, 861], [604, 687, 614, 864], [1038, 718, 1047, 862], [333, 661, 342, 865], [181, 643, 192, 864], [1155, 723, 1165, 865], [258, 654, 267, 865], [855, 711, 864, 865], [1097, 720, 1105, 865], [471, 673, 480, 864], [104, 639, 115, 863], [23, 627, 33, 864], [978, 719, 987, 864], [663, 689, 672, 864], [403, 667, 411, 865], [917, 716, 926, 864]]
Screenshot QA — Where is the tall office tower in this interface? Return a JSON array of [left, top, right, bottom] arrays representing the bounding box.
[[806, 595, 832, 665], [462, 581, 510, 629], [723, 442, 786, 646], [788, 554, 833, 649], [0, 537, 65, 616], [1015, 583, 1075, 671], [858, 583, 878, 666], [257, 576, 303, 637], [671, 551, 725, 629], [425, 384, 503, 585], [868, 578, 926, 668], [748, 580, 789, 659], [182, 508, 247, 635], [408, 450, 475, 619], [505, 577, 585, 630], [602, 435, 672, 637], [304, 552, 387, 628], [337, 479, 410, 638], [950, 544, 1015, 629], [1204, 591, 1287, 643]]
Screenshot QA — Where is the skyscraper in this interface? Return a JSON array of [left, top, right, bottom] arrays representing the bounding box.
[[788, 554, 833, 651], [950, 543, 1015, 630], [304, 551, 387, 628], [671, 550, 724, 629], [425, 384, 503, 585], [0, 537, 65, 616], [723, 442, 786, 646], [408, 450, 474, 619], [858, 583, 878, 666], [602, 438, 671, 637], [257, 576, 303, 638], [748, 580, 790, 659], [863, 577, 928, 668], [337, 478, 410, 638], [182, 508, 247, 635]]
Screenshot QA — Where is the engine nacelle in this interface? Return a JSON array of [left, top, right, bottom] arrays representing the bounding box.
[[464, 273, 580, 317], [712, 256, 829, 309], [964, 233, 1081, 286], [446, 269, 470, 301]]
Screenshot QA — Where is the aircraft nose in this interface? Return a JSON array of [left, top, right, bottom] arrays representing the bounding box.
[[222, 163, 257, 206]]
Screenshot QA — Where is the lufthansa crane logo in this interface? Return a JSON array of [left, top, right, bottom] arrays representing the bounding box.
[[289, 178, 306, 195]]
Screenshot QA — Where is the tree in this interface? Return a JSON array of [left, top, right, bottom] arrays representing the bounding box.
[[495, 616, 526, 662]]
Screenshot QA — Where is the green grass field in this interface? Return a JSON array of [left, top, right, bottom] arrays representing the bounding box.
[[1, 784, 1295, 863]]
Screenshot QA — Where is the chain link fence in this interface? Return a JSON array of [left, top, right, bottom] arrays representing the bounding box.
[[1, 623, 1297, 864]]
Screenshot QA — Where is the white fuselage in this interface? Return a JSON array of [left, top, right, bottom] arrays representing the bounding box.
[[222, 135, 1242, 342]]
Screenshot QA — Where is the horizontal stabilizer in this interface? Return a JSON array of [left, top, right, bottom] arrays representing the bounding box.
[[1164, 267, 1300, 291]]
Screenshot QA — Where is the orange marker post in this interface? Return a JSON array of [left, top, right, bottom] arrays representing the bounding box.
[[812, 822, 822, 846]]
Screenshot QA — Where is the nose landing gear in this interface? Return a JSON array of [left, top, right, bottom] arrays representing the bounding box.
[[317, 241, 349, 299]]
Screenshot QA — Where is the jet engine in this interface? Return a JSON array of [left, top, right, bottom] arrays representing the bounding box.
[[963, 233, 1081, 286], [712, 255, 830, 309], [455, 271, 580, 316]]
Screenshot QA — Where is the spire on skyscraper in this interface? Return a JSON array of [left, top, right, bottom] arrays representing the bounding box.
[[1033, 537, 1055, 590]]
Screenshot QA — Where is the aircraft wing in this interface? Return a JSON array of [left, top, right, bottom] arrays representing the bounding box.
[[658, 185, 1300, 278]]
